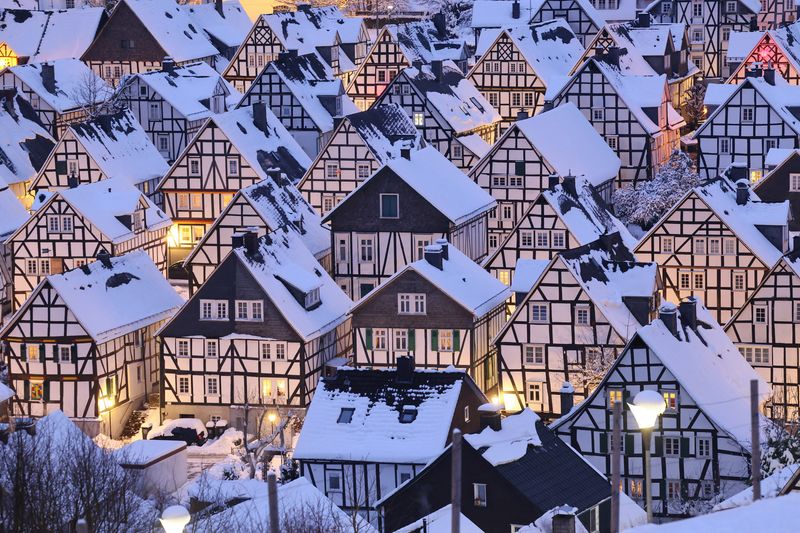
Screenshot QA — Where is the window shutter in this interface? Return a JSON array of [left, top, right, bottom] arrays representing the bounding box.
[[55, 160, 67, 175], [39, 343, 45, 363], [659, 480, 666, 500], [622, 389, 630, 410], [408, 329, 415, 351], [680, 437, 690, 457], [654, 436, 663, 456], [625, 434, 635, 456], [52, 344, 58, 362], [453, 330, 461, 351], [599, 432, 608, 453], [20, 344, 27, 361], [365, 328, 373, 350], [514, 161, 525, 176], [570, 427, 579, 451], [431, 330, 439, 351], [23, 380, 29, 400], [71, 344, 78, 364], [43, 381, 50, 401]]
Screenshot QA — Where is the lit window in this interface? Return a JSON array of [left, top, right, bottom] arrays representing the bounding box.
[[608, 389, 623, 408], [30, 381, 43, 401], [751, 170, 762, 184], [438, 330, 454, 351], [413, 112, 424, 126], [663, 390, 678, 411], [374, 329, 388, 350]]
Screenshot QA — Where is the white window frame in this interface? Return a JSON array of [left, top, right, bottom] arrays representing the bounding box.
[[662, 236, 674, 254], [523, 344, 545, 366], [733, 271, 746, 291], [177, 340, 190, 358], [235, 300, 264, 322], [178, 376, 190, 395], [200, 299, 228, 321], [753, 304, 768, 325], [530, 303, 549, 323], [664, 436, 681, 457], [741, 107, 754, 123], [790, 173, 800, 192], [551, 230, 566, 249], [575, 304, 591, 326], [473, 483, 488, 507], [205, 340, 218, 358], [398, 293, 426, 315]]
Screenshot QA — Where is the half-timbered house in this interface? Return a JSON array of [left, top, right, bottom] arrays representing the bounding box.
[[550, 56, 684, 187], [375, 61, 501, 171], [28, 109, 169, 203], [183, 175, 330, 293], [469, 19, 585, 126], [158, 226, 352, 423], [725, 25, 800, 84], [183, 0, 252, 63], [293, 360, 487, 528], [156, 102, 311, 268], [80, 0, 220, 86], [469, 102, 620, 253], [237, 51, 358, 158], [346, 19, 469, 111], [8, 177, 170, 308], [483, 179, 635, 284], [757, 0, 798, 30], [696, 72, 800, 181], [350, 240, 509, 393], [645, 0, 759, 79], [725, 246, 800, 420], [495, 233, 659, 417], [322, 146, 495, 300], [223, 6, 370, 93], [635, 173, 788, 325], [118, 60, 241, 164], [0, 58, 112, 138], [0, 188, 28, 318], [297, 102, 424, 216], [753, 149, 800, 231], [0, 88, 55, 208], [552, 298, 771, 518], [469, 0, 534, 48], [0, 250, 183, 438]]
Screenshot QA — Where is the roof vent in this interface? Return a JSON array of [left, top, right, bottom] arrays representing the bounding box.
[[735, 179, 749, 206], [562, 174, 577, 197], [560, 382, 575, 415], [434, 238, 449, 260], [96, 249, 113, 269], [478, 402, 503, 432], [243, 230, 258, 255], [548, 174, 559, 191], [41, 63, 56, 94]]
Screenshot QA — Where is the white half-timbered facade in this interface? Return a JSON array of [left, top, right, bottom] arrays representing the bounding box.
[[375, 61, 501, 171], [159, 227, 352, 423], [528, 0, 607, 46], [469, 20, 585, 126], [753, 148, 800, 231], [0, 251, 183, 438], [757, 0, 798, 30], [223, 6, 370, 93], [238, 51, 358, 158], [551, 56, 684, 187], [350, 240, 510, 393], [469, 102, 620, 253], [0, 188, 28, 318], [635, 174, 788, 325], [156, 103, 311, 268], [8, 178, 170, 308], [322, 146, 495, 300], [552, 298, 771, 518], [119, 61, 241, 164], [297, 103, 424, 216], [0, 59, 112, 138], [495, 233, 659, 417]]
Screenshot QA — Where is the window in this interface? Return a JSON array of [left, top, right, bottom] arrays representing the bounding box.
[[751, 170, 763, 184], [741, 107, 754, 122], [726, 0, 737, 12], [524, 345, 545, 365], [487, 92, 498, 107], [394, 329, 408, 351], [373, 329, 388, 350], [26, 259, 38, 276], [304, 288, 320, 309], [605, 135, 618, 150], [58, 345, 71, 362], [739, 345, 771, 364], [697, 436, 712, 458], [188, 158, 200, 176], [177, 340, 189, 357], [693, 238, 706, 255], [719, 138, 731, 154], [260, 342, 271, 360], [630, 479, 643, 499], [415, 238, 430, 260], [790, 173, 800, 192], [148, 102, 161, 121], [520, 230, 533, 248], [523, 92, 533, 107], [235, 300, 263, 321], [227, 158, 239, 176], [413, 112, 424, 126], [733, 271, 746, 291], [276, 343, 285, 360], [502, 205, 513, 220], [701, 480, 715, 500], [575, 304, 591, 326], [206, 377, 219, 396], [592, 108, 605, 121], [664, 436, 680, 457], [795, 301, 800, 322], [754, 304, 768, 324], [191, 194, 203, 210], [666, 480, 681, 500], [326, 471, 342, 493], [692, 29, 703, 43], [451, 142, 463, 160], [608, 389, 623, 408], [380, 194, 399, 218], [552, 230, 566, 249], [708, 238, 721, 255], [530, 304, 548, 323], [337, 407, 355, 424], [357, 164, 371, 180], [535, 230, 549, 248], [692, 0, 703, 17], [680, 270, 705, 290], [399, 406, 417, 423], [511, 92, 521, 106], [398, 293, 426, 314], [722, 26, 731, 42], [177, 193, 190, 210], [325, 162, 339, 179], [464, 406, 470, 423], [662, 236, 674, 253], [30, 381, 43, 401], [765, 139, 778, 152], [473, 483, 487, 507], [200, 299, 228, 321], [693, 272, 705, 290], [205, 340, 218, 358], [359, 238, 374, 263], [663, 390, 678, 411], [439, 330, 454, 351], [723, 238, 736, 255], [178, 377, 189, 394], [527, 382, 542, 404]]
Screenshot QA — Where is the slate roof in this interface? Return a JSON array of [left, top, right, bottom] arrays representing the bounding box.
[[183, 0, 251, 52], [387, 20, 467, 64], [344, 103, 424, 162], [0, 88, 54, 188], [261, 6, 365, 54], [0, 7, 104, 62]]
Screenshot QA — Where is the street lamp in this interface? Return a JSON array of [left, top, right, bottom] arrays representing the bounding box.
[[160, 505, 190, 533], [268, 412, 277, 434], [629, 390, 666, 523]]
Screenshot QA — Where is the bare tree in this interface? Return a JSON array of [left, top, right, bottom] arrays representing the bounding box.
[[70, 71, 117, 120]]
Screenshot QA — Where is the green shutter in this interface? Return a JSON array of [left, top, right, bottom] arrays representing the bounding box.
[[453, 330, 461, 351], [365, 328, 373, 350], [23, 380, 29, 400], [659, 480, 666, 500], [55, 160, 67, 176], [680, 437, 690, 458], [599, 433, 608, 454], [71, 344, 78, 364], [43, 381, 50, 401], [20, 344, 26, 361], [39, 343, 45, 363], [408, 329, 415, 352], [622, 389, 630, 410], [431, 330, 439, 351], [654, 436, 663, 456], [52, 344, 58, 362], [625, 434, 635, 456], [514, 161, 525, 176]]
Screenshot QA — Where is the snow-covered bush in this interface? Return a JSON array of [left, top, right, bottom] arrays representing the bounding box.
[[761, 422, 800, 478]]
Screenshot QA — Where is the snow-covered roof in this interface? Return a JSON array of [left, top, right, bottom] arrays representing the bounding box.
[[344, 103, 424, 162], [636, 299, 770, 447], [62, 109, 169, 187], [262, 6, 365, 55], [4, 58, 112, 113], [183, 0, 251, 51], [134, 62, 240, 122], [0, 381, 14, 403], [515, 102, 619, 187], [58, 177, 170, 243], [114, 439, 185, 466], [396, 504, 482, 533], [122, 0, 219, 62], [764, 147, 798, 168], [0, 7, 104, 62], [387, 20, 467, 64], [694, 177, 788, 266], [0, 88, 54, 187], [464, 408, 542, 466], [401, 61, 501, 135], [457, 132, 490, 158], [211, 104, 312, 184], [470, 1, 534, 30], [0, 186, 27, 238], [234, 226, 351, 341], [702, 81, 738, 108], [44, 250, 183, 344], [294, 366, 473, 463], [726, 30, 764, 62], [768, 22, 800, 73], [714, 464, 800, 512], [510, 258, 550, 294], [590, 0, 637, 22]]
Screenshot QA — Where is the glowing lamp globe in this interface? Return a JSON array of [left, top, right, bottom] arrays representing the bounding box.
[[628, 390, 666, 430], [160, 505, 190, 533]]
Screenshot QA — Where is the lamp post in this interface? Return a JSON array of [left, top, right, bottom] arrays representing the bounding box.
[[160, 505, 190, 533], [268, 412, 277, 435], [628, 390, 666, 523]]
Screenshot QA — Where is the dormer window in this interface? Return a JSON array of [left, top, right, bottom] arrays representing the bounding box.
[[337, 407, 355, 424], [305, 287, 320, 309], [133, 211, 144, 232], [399, 406, 417, 423]]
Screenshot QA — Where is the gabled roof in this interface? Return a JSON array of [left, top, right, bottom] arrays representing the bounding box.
[[396, 504, 481, 533], [262, 6, 365, 54], [233, 226, 351, 341], [515, 102, 619, 187], [0, 186, 26, 238], [122, 0, 219, 62], [344, 102, 423, 162], [0, 88, 54, 187], [4, 58, 112, 113], [644, 0, 760, 16], [510, 258, 550, 295], [400, 61, 501, 135], [470, 0, 533, 30], [37, 251, 182, 344], [133, 62, 240, 121], [294, 366, 479, 463], [725, 30, 764, 63], [387, 20, 467, 64], [323, 146, 495, 226], [182, 0, 251, 51], [0, 7, 105, 62]]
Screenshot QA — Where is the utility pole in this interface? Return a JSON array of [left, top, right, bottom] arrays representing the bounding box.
[[268, 471, 279, 533], [611, 401, 621, 533], [751, 379, 761, 501], [451, 428, 462, 533]]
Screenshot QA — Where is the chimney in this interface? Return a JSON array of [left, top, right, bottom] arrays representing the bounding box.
[[516, 110, 529, 121], [232, 231, 245, 249], [478, 403, 502, 432], [659, 302, 678, 338], [67, 174, 79, 189], [396, 355, 414, 384], [266, 167, 283, 184], [412, 59, 423, 71], [400, 147, 411, 160], [562, 174, 577, 197], [215, 0, 223, 16], [41, 63, 56, 94], [424, 244, 443, 270], [297, 3, 311, 12], [162, 57, 175, 75], [736, 180, 749, 206], [560, 382, 575, 415], [552, 511, 577, 533], [97, 249, 113, 269], [728, 162, 747, 182], [764, 66, 776, 85], [432, 13, 446, 39], [512, 0, 521, 19], [793, 235, 800, 254], [243, 230, 258, 255], [745, 63, 763, 79], [637, 12, 651, 27], [679, 297, 698, 332], [548, 174, 559, 191], [435, 238, 449, 260], [252, 102, 268, 133], [750, 15, 758, 32], [431, 60, 443, 82]]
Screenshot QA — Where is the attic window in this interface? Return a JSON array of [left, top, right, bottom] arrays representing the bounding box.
[[337, 407, 355, 424], [305, 287, 320, 309], [399, 406, 417, 424]]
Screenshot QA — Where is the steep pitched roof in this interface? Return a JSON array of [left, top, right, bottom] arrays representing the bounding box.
[[344, 103, 424, 162], [387, 20, 467, 64], [262, 6, 364, 54], [0, 7, 104, 62], [182, 0, 251, 51], [470, 0, 534, 30], [0, 88, 54, 187], [0, 186, 27, 238]]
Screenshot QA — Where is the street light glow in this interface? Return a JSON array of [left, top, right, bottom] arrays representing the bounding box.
[[628, 389, 666, 430]]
